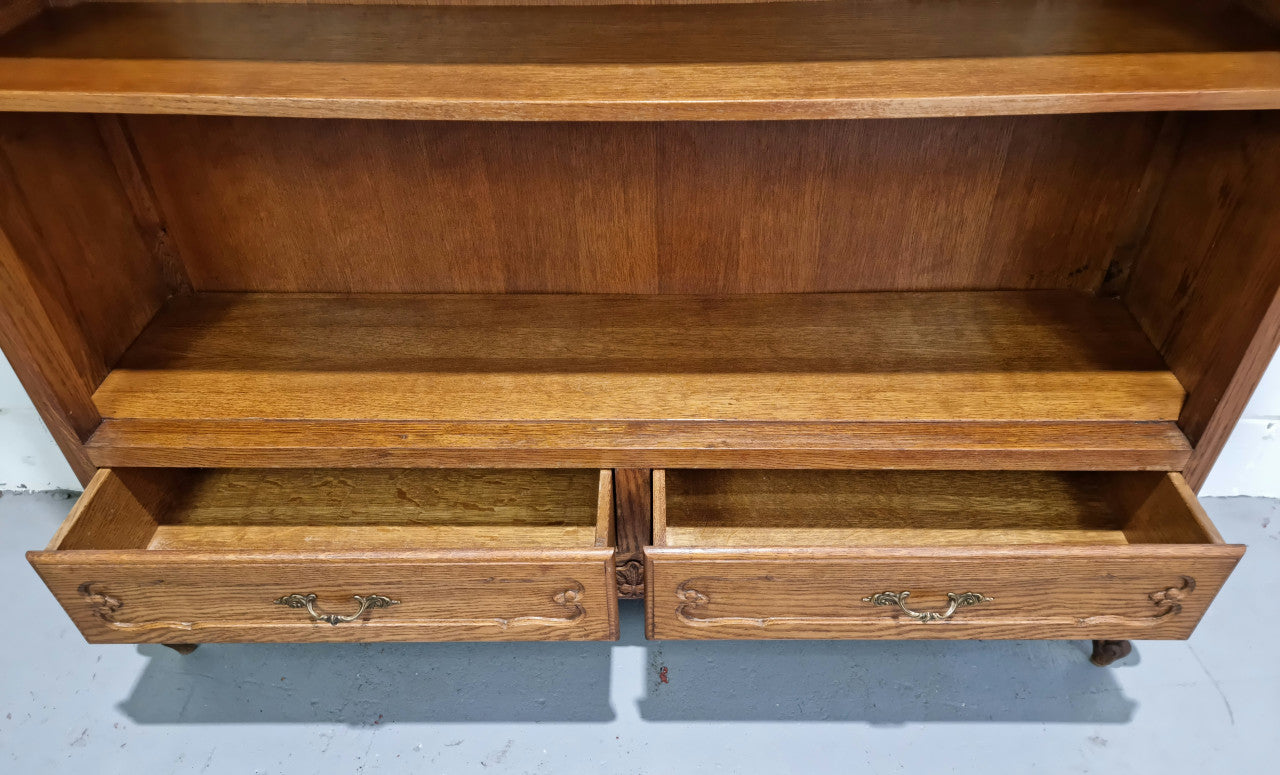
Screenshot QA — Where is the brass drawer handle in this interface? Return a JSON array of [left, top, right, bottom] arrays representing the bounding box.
[[862, 591, 992, 622], [273, 593, 400, 625]]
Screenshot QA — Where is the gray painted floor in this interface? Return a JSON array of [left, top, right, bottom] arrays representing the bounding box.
[[2, 491, 1277, 774]]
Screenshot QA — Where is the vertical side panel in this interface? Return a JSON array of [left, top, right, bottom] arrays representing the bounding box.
[[1124, 111, 1280, 490], [0, 225, 99, 481], [0, 113, 177, 482], [0, 114, 173, 365]]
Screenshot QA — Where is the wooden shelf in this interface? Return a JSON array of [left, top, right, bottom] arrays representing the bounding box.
[[1, 0, 1278, 119], [86, 291, 1191, 469]]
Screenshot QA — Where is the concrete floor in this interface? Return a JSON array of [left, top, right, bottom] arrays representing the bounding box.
[[1, 492, 1277, 774]]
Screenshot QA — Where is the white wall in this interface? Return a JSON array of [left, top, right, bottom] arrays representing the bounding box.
[[1, 350, 1277, 494], [1200, 348, 1280, 497], [0, 353, 79, 490]]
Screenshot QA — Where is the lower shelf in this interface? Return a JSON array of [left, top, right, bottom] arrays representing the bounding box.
[[86, 291, 1191, 470], [646, 470, 1243, 640]]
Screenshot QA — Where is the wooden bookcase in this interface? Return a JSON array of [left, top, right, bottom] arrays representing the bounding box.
[[3, 0, 1278, 664]]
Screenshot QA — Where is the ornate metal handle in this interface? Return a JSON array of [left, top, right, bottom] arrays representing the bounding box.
[[273, 594, 400, 625], [862, 591, 992, 622]]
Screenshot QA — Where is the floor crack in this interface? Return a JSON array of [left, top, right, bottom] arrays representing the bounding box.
[[1188, 645, 1235, 726]]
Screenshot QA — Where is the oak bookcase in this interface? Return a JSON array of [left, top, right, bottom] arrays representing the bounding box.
[[3, 0, 1277, 665]]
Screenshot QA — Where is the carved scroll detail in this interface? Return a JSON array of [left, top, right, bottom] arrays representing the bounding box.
[[78, 582, 122, 622], [1076, 575, 1198, 627], [1149, 576, 1196, 616]]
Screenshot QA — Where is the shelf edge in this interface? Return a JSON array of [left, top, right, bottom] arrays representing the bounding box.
[[2, 53, 1280, 120], [86, 419, 1193, 470]]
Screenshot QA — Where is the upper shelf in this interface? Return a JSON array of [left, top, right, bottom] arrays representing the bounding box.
[[85, 291, 1192, 469], [1, 0, 1278, 119]]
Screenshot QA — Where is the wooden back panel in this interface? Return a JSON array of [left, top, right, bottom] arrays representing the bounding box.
[[1, 107, 1277, 488], [129, 115, 1164, 294], [65, 0, 823, 6], [11, 1, 1275, 64]]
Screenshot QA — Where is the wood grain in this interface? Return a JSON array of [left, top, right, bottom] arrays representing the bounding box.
[[123, 116, 1162, 294], [613, 470, 651, 557], [11, 1, 1273, 64], [0, 2, 1277, 118], [648, 470, 1243, 639], [0, 113, 176, 481], [85, 418, 1193, 471], [92, 291, 1185, 426], [48, 469, 172, 551], [31, 552, 618, 642], [6, 54, 1279, 121], [31, 467, 619, 642], [0, 0, 41, 36], [128, 118, 660, 294], [0, 224, 99, 480], [84, 292, 1190, 467], [1113, 473, 1227, 544], [652, 469, 667, 548], [146, 524, 601, 550], [72, 468, 605, 547], [646, 548, 1242, 640], [612, 469, 651, 598], [595, 469, 614, 549], [662, 470, 1137, 548], [0, 0, 1271, 653], [659, 470, 1219, 548], [0, 114, 171, 371], [1097, 113, 1187, 297], [93, 114, 191, 295], [655, 117, 1161, 293], [70, 0, 833, 5], [1242, 0, 1280, 25], [1123, 112, 1280, 489], [663, 527, 1135, 548]]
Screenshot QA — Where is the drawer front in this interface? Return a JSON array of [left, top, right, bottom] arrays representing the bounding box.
[[646, 547, 1240, 640], [32, 551, 618, 643]]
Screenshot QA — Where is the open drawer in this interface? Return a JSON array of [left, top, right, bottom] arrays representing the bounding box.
[[646, 470, 1243, 640], [29, 469, 618, 643]]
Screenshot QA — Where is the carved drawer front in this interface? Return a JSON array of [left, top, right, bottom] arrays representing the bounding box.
[[646, 470, 1242, 640], [29, 468, 618, 643]]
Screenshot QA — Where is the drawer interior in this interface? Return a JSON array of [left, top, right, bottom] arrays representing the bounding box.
[[654, 470, 1223, 548], [52, 468, 613, 553]]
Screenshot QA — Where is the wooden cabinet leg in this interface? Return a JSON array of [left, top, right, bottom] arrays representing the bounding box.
[[1089, 639, 1132, 666], [164, 643, 199, 655]]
